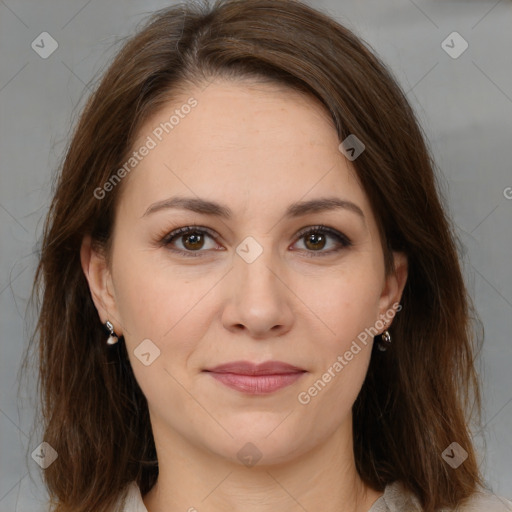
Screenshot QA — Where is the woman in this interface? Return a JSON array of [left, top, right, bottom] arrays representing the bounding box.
[[29, 0, 512, 511]]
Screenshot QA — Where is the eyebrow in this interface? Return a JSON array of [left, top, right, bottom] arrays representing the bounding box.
[[142, 195, 365, 220]]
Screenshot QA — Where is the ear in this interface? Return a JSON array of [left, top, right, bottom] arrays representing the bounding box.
[[377, 251, 408, 331], [80, 235, 123, 336]]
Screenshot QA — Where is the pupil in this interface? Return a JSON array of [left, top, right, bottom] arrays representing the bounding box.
[[184, 232, 203, 250], [306, 232, 325, 250]]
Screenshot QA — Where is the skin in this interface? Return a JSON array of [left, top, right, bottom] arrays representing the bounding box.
[[81, 78, 408, 512]]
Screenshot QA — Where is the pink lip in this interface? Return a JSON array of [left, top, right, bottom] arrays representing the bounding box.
[[203, 360, 306, 394]]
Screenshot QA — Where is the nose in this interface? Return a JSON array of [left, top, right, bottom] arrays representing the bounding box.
[[221, 243, 295, 339]]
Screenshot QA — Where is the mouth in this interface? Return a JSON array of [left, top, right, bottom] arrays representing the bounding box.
[[202, 360, 307, 395]]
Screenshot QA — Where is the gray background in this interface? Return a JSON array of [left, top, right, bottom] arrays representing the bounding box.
[[1, 0, 511, 510]]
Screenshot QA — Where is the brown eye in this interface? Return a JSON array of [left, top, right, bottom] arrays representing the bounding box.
[[162, 226, 220, 257], [304, 231, 327, 251], [181, 232, 205, 250], [293, 225, 352, 257]]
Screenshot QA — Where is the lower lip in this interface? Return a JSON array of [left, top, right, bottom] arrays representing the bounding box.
[[206, 372, 305, 394]]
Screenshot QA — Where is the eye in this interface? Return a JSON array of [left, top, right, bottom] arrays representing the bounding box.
[[161, 226, 222, 257], [291, 225, 352, 257], [160, 224, 352, 258]]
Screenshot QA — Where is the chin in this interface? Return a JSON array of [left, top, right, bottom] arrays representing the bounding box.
[[204, 424, 313, 468]]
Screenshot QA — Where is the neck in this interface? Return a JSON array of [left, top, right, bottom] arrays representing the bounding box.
[[142, 416, 383, 512]]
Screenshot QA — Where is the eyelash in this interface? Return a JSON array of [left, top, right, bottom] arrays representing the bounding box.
[[159, 224, 352, 258]]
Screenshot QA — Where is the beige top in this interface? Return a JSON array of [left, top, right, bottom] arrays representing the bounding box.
[[116, 480, 512, 511]]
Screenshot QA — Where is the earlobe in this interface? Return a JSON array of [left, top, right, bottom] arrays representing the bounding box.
[[80, 235, 121, 334]]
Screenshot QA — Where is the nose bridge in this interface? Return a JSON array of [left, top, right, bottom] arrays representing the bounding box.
[[221, 233, 294, 336], [233, 233, 282, 298]]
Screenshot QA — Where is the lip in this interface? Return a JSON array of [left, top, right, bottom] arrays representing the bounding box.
[[203, 360, 307, 394], [205, 360, 305, 375]]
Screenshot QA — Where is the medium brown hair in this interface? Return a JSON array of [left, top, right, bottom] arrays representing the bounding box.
[[26, 0, 484, 510]]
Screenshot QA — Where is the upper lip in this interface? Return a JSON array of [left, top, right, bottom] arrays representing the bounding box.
[[203, 360, 306, 375]]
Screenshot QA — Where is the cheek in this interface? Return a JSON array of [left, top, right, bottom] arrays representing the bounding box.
[[291, 263, 381, 405], [294, 276, 377, 426], [111, 250, 222, 366], [293, 263, 382, 348], [111, 244, 187, 335]]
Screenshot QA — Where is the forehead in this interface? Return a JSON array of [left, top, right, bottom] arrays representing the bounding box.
[[118, 79, 371, 222]]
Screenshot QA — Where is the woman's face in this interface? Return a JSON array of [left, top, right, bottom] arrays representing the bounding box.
[[84, 79, 407, 466]]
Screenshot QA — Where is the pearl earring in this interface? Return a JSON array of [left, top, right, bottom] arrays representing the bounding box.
[[105, 320, 119, 345], [377, 329, 392, 351]]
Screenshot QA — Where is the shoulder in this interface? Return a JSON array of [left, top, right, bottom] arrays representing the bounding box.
[[454, 489, 512, 512], [115, 480, 512, 512], [373, 480, 512, 512]]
